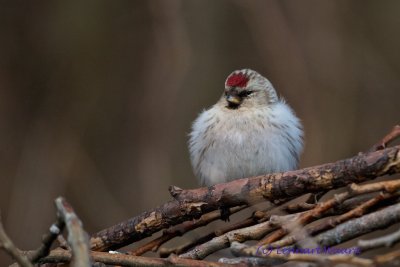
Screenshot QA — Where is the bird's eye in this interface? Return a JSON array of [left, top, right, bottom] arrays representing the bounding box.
[[239, 90, 253, 97]]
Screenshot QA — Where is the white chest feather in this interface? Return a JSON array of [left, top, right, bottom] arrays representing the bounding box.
[[189, 101, 303, 185]]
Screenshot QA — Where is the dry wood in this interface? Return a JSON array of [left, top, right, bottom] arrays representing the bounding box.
[[55, 197, 91, 267], [28, 217, 65, 263], [130, 205, 246, 256], [231, 241, 372, 267], [0, 212, 33, 267], [91, 145, 400, 252], [4, 125, 400, 267], [40, 248, 245, 267]]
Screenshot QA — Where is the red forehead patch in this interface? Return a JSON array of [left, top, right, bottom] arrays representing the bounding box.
[[226, 73, 249, 87]]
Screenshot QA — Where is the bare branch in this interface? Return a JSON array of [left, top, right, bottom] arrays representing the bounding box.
[[8, 126, 400, 266], [283, 202, 316, 213], [219, 256, 284, 266], [179, 214, 300, 260], [358, 225, 400, 251], [258, 179, 400, 246], [231, 241, 372, 267], [41, 248, 245, 267], [130, 205, 246, 256], [55, 197, 91, 267], [369, 124, 400, 152], [90, 145, 400, 252], [270, 191, 400, 248], [160, 209, 270, 257], [28, 217, 65, 263], [374, 249, 400, 266], [316, 201, 400, 247], [0, 212, 33, 267], [309, 192, 400, 236]]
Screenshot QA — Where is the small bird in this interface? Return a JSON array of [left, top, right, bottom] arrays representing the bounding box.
[[189, 69, 303, 186]]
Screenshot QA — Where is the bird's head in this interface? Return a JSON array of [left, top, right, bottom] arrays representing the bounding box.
[[223, 69, 278, 109]]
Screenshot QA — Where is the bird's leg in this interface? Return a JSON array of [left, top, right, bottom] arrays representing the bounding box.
[[219, 206, 231, 222]]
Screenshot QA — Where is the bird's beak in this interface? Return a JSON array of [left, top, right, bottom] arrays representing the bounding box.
[[226, 95, 242, 105]]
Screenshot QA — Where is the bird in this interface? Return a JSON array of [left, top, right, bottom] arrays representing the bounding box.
[[189, 69, 303, 186]]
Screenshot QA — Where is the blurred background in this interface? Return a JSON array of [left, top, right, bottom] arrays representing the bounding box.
[[0, 0, 400, 264]]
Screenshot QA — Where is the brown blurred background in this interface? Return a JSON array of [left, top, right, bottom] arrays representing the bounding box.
[[0, 0, 399, 264]]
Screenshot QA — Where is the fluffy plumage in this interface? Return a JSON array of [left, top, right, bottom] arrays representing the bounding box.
[[189, 69, 303, 186]]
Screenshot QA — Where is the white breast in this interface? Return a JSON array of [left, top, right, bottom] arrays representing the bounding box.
[[189, 101, 303, 186]]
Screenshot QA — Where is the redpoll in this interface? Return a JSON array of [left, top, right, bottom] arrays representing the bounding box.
[[189, 69, 303, 186]]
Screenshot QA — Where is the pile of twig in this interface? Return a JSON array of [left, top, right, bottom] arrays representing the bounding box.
[[2, 125, 400, 267]]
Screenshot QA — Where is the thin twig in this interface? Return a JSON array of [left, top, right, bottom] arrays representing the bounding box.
[[159, 232, 217, 258], [283, 202, 316, 213], [219, 256, 284, 266], [258, 180, 400, 246], [130, 205, 246, 256], [179, 213, 300, 260], [270, 191, 400, 248], [40, 248, 246, 267], [55, 197, 91, 267], [374, 249, 400, 266], [0, 212, 33, 267], [369, 124, 400, 152], [315, 201, 400, 247], [231, 241, 372, 267], [57, 235, 70, 249], [309, 191, 400, 236], [165, 180, 400, 259], [29, 217, 65, 263], [358, 225, 400, 251], [159, 209, 269, 258]]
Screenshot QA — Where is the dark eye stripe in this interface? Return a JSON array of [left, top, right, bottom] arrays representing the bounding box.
[[239, 90, 253, 97]]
